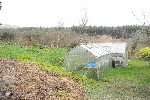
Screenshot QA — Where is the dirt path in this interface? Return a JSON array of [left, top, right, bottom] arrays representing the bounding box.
[[0, 58, 85, 100]]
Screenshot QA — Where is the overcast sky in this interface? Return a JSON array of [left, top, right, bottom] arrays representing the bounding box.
[[0, 0, 150, 27]]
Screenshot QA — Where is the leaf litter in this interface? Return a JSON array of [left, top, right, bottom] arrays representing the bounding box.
[[0, 58, 85, 100]]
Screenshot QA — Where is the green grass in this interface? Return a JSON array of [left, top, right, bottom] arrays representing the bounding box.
[[0, 43, 150, 100], [0, 43, 66, 65]]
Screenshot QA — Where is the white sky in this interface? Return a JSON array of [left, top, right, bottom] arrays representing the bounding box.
[[0, 0, 150, 27]]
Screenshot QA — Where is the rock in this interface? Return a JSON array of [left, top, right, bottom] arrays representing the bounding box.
[[5, 92, 13, 97]]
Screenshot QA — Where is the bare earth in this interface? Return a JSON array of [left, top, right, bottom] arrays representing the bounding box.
[[0, 58, 85, 100]]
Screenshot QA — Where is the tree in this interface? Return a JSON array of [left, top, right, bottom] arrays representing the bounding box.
[[56, 21, 64, 48], [130, 11, 150, 56], [79, 8, 88, 34], [57, 21, 64, 30], [132, 11, 150, 39]]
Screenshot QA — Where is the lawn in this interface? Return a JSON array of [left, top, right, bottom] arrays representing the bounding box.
[[0, 43, 150, 100]]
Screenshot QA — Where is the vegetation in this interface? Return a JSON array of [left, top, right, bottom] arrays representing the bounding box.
[[0, 43, 68, 74], [140, 47, 150, 67], [0, 24, 149, 60], [0, 32, 14, 40], [0, 24, 149, 47], [0, 43, 83, 80], [71, 25, 142, 37], [0, 27, 122, 48], [140, 47, 150, 60], [0, 25, 149, 60], [0, 43, 150, 99]]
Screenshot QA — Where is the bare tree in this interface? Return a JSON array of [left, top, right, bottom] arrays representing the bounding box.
[[57, 21, 64, 30], [130, 11, 150, 58], [132, 11, 150, 35], [56, 21, 64, 48], [79, 8, 88, 35]]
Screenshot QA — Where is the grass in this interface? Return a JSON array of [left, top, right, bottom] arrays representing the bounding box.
[[84, 60, 150, 100], [0, 43, 66, 65], [0, 43, 150, 99], [0, 43, 67, 71]]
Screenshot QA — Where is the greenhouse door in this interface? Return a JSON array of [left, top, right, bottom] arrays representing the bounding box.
[[112, 60, 115, 68]]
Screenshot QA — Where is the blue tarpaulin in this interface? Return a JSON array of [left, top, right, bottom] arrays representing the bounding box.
[[86, 62, 97, 68]]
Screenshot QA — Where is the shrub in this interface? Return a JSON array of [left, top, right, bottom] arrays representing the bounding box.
[[0, 32, 14, 40], [139, 47, 150, 60]]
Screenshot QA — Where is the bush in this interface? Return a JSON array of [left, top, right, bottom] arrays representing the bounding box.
[[0, 32, 14, 40], [139, 47, 150, 60]]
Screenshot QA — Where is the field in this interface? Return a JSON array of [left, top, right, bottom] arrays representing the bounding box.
[[0, 43, 150, 99]]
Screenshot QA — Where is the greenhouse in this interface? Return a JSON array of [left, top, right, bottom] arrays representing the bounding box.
[[64, 43, 112, 80], [93, 42, 128, 67]]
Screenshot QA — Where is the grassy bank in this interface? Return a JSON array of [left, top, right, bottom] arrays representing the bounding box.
[[0, 43, 150, 99]]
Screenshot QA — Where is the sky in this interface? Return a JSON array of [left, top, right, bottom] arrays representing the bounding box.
[[0, 0, 150, 27]]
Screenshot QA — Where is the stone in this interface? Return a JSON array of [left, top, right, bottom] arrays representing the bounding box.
[[5, 92, 13, 97]]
